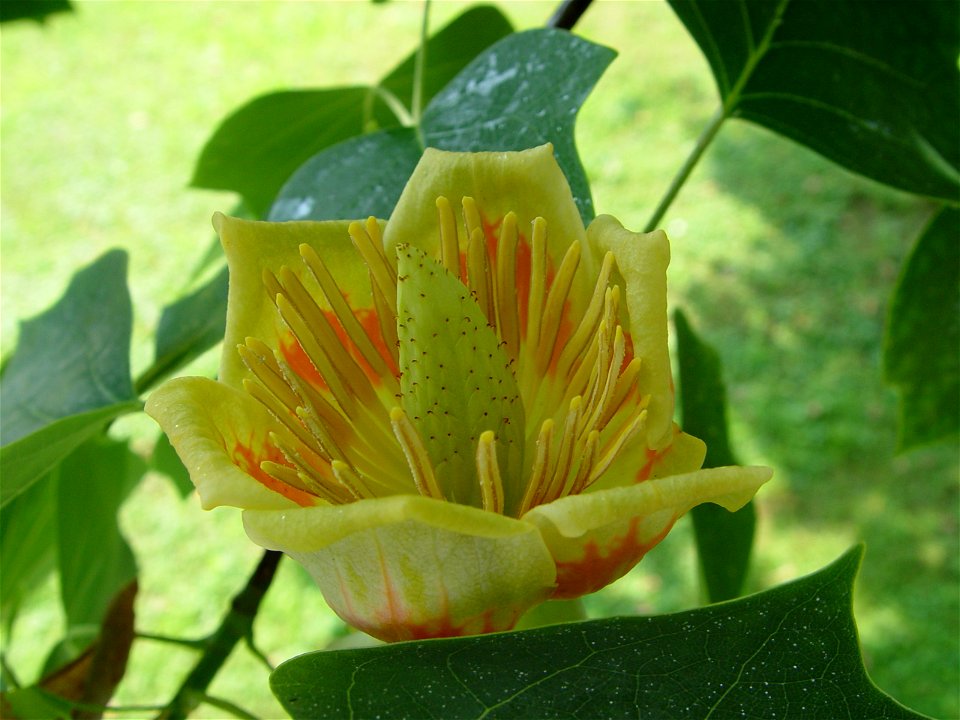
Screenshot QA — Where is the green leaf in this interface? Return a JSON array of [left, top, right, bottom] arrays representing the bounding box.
[[273, 30, 615, 226], [1, 250, 136, 446], [149, 431, 194, 498], [0, 0, 72, 24], [272, 547, 923, 719], [195, 6, 513, 218], [269, 128, 423, 221], [191, 88, 372, 218], [0, 401, 142, 509], [669, 0, 960, 201], [57, 437, 142, 630], [139, 265, 228, 392], [884, 206, 960, 449], [422, 29, 616, 224], [675, 308, 756, 603], [0, 472, 57, 624], [373, 6, 514, 128], [396, 245, 524, 512]]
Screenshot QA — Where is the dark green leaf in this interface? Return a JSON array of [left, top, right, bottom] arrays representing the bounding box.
[[0, 0, 71, 24], [675, 309, 756, 602], [269, 128, 422, 221], [57, 437, 142, 630], [669, 0, 960, 200], [422, 29, 616, 224], [372, 6, 513, 129], [273, 547, 922, 719], [0, 472, 57, 624], [191, 88, 371, 218], [884, 207, 960, 449], [139, 265, 228, 392], [0, 401, 142, 508], [0, 250, 135, 446], [195, 7, 512, 218]]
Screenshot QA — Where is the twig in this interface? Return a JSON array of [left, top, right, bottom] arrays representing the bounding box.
[[155, 550, 282, 720], [548, 0, 593, 30]]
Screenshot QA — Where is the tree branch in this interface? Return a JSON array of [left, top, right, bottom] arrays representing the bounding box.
[[548, 0, 593, 30], [155, 550, 282, 720]]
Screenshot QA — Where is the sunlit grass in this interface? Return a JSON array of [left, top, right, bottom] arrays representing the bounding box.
[[2, 2, 956, 718]]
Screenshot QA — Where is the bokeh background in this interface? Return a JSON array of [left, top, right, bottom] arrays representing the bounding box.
[[2, 2, 957, 718]]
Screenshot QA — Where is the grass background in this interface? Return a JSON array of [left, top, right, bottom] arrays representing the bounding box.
[[2, 2, 957, 718]]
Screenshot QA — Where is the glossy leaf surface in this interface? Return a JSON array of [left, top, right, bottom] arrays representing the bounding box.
[[273, 29, 615, 225], [272, 547, 922, 719], [194, 6, 513, 217], [675, 309, 756, 602], [0, 249, 135, 446], [884, 207, 960, 449], [669, 0, 960, 200]]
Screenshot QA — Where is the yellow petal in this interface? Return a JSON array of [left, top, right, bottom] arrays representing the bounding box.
[[243, 495, 557, 641], [586, 424, 707, 493], [384, 144, 598, 294], [214, 213, 383, 389], [145, 377, 315, 510], [586, 215, 674, 450], [523, 465, 772, 599]]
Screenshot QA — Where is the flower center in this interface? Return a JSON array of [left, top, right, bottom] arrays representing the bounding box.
[[239, 199, 648, 516]]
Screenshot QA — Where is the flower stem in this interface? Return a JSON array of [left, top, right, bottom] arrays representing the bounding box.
[[155, 550, 282, 720], [643, 106, 726, 234], [411, 0, 431, 146]]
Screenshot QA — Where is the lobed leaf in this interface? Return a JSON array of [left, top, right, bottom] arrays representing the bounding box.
[[669, 0, 960, 200], [272, 547, 923, 719]]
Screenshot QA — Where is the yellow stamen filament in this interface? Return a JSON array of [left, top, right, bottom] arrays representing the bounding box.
[[298, 242, 398, 390], [535, 240, 581, 374], [476, 431, 505, 514], [390, 407, 445, 501], [348, 220, 397, 305], [588, 411, 647, 489], [331, 459, 374, 500], [436, 196, 460, 277], [554, 251, 615, 381], [519, 418, 554, 515], [495, 212, 520, 356], [462, 196, 483, 241], [524, 217, 548, 351], [467, 227, 495, 324], [568, 430, 600, 496], [541, 396, 582, 504]]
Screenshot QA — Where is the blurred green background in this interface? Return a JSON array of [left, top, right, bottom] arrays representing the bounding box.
[[1, 2, 956, 718]]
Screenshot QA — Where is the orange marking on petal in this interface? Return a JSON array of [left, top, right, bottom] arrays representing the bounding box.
[[232, 439, 316, 507], [279, 332, 327, 391], [551, 517, 674, 599]]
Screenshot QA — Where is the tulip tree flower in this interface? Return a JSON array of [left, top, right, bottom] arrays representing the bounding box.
[[147, 144, 771, 642]]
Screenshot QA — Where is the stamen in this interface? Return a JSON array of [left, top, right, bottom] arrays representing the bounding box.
[[588, 410, 647, 489], [260, 460, 341, 504], [518, 418, 554, 515], [467, 227, 495, 324], [554, 251, 615, 381], [535, 241, 581, 374], [436, 196, 460, 278], [495, 211, 520, 357], [524, 217, 548, 350], [476, 431, 505, 514], [390, 407, 445, 501], [348, 220, 397, 304], [298, 243, 399, 389], [461, 196, 483, 240], [569, 430, 600, 496], [541, 396, 582, 505], [371, 280, 400, 367], [331, 459, 374, 500]]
